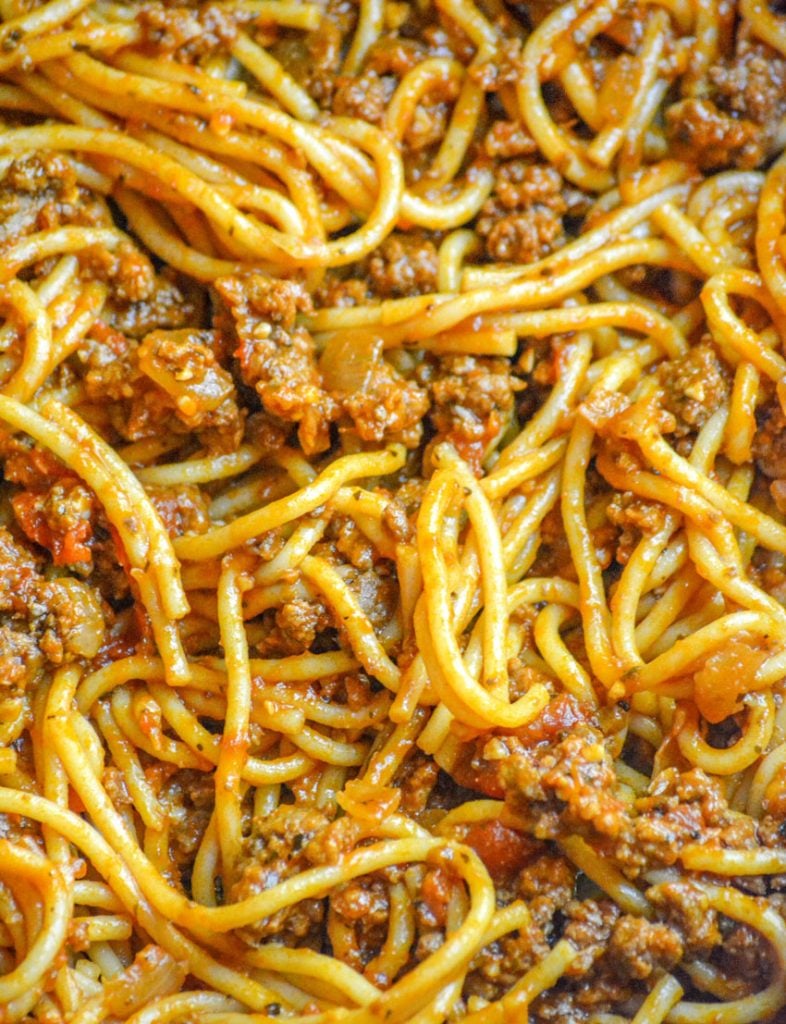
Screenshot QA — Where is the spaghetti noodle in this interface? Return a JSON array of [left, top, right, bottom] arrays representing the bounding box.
[[1, 0, 786, 1021]]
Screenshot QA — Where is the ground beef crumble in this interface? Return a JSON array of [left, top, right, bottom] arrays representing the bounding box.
[[229, 806, 331, 945], [659, 340, 732, 438], [476, 163, 571, 265], [0, 527, 106, 689], [666, 32, 786, 169], [418, 354, 523, 473]]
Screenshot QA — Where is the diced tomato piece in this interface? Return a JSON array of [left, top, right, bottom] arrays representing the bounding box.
[[463, 819, 537, 883], [11, 491, 52, 551], [12, 491, 92, 565]]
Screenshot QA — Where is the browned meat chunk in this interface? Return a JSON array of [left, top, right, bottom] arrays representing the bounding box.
[[0, 528, 106, 691], [133, 328, 243, 451], [330, 875, 391, 974], [667, 36, 786, 169], [215, 274, 337, 455], [606, 915, 683, 980], [340, 353, 430, 447], [666, 97, 764, 170], [622, 767, 758, 876], [0, 154, 105, 244], [753, 398, 786, 479], [79, 240, 158, 304], [502, 721, 630, 844], [659, 340, 731, 437], [419, 354, 521, 473], [159, 769, 215, 876], [332, 68, 395, 124], [274, 598, 329, 654], [483, 120, 539, 160], [105, 270, 206, 340], [146, 486, 211, 538], [647, 880, 723, 958], [136, 2, 241, 59], [366, 235, 439, 299], [477, 163, 568, 264], [0, 626, 41, 693], [229, 806, 330, 944]]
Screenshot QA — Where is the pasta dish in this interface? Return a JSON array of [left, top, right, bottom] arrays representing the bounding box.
[[2, 0, 786, 1020]]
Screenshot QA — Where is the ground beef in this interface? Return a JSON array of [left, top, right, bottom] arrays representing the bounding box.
[[79, 321, 137, 404], [501, 714, 761, 880], [537, 963, 635, 1020], [0, 434, 132, 609], [79, 240, 158, 305], [647, 880, 723, 958], [526, 895, 681, 1021], [606, 915, 683, 980], [466, 925, 547, 1004], [340, 353, 430, 448], [476, 163, 569, 264], [365, 235, 439, 298], [334, 35, 457, 151], [667, 35, 786, 169], [529, 506, 575, 579], [501, 721, 630, 846], [229, 806, 330, 945], [332, 68, 395, 124], [331, 515, 375, 571], [712, 919, 775, 995], [330, 875, 390, 974], [215, 273, 337, 455], [710, 31, 786, 120], [0, 525, 107, 674], [0, 154, 105, 244], [470, 35, 526, 91], [517, 851, 576, 929], [79, 278, 222, 457], [449, 695, 594, 798], [605, 493, 669, 566], [394, 752, 439, 816], [255, 596, 331, 657], [622, 768, 759, 877], [130, 328, 243, 452], [665, 97, 762, 170], [271, 0, 353, 106], [135, 1, 241, 59], [314, 274, 371, 309], [659, 340, 731, 438], [753, 397, 786, 479], [11, 479, 95, 568], [0, 625, 41, 692], [483, 120, 539, 160], [146, 486, 211, 538], [274, 599, 329, 654], [563, 899, 621, 975], [418, 354, 522, 473], [105, 270, 206, 340], [244, 410, 290, 456], [532, 900, 634, 1021], [218, 270, 477, 456], [158, 768, 215, 880]]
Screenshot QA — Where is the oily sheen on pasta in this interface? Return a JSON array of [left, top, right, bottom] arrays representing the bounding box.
[[3, 0, 786, 1021]]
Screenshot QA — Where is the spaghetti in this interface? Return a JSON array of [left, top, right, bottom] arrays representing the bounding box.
[[1, 0, 786, 1021]]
